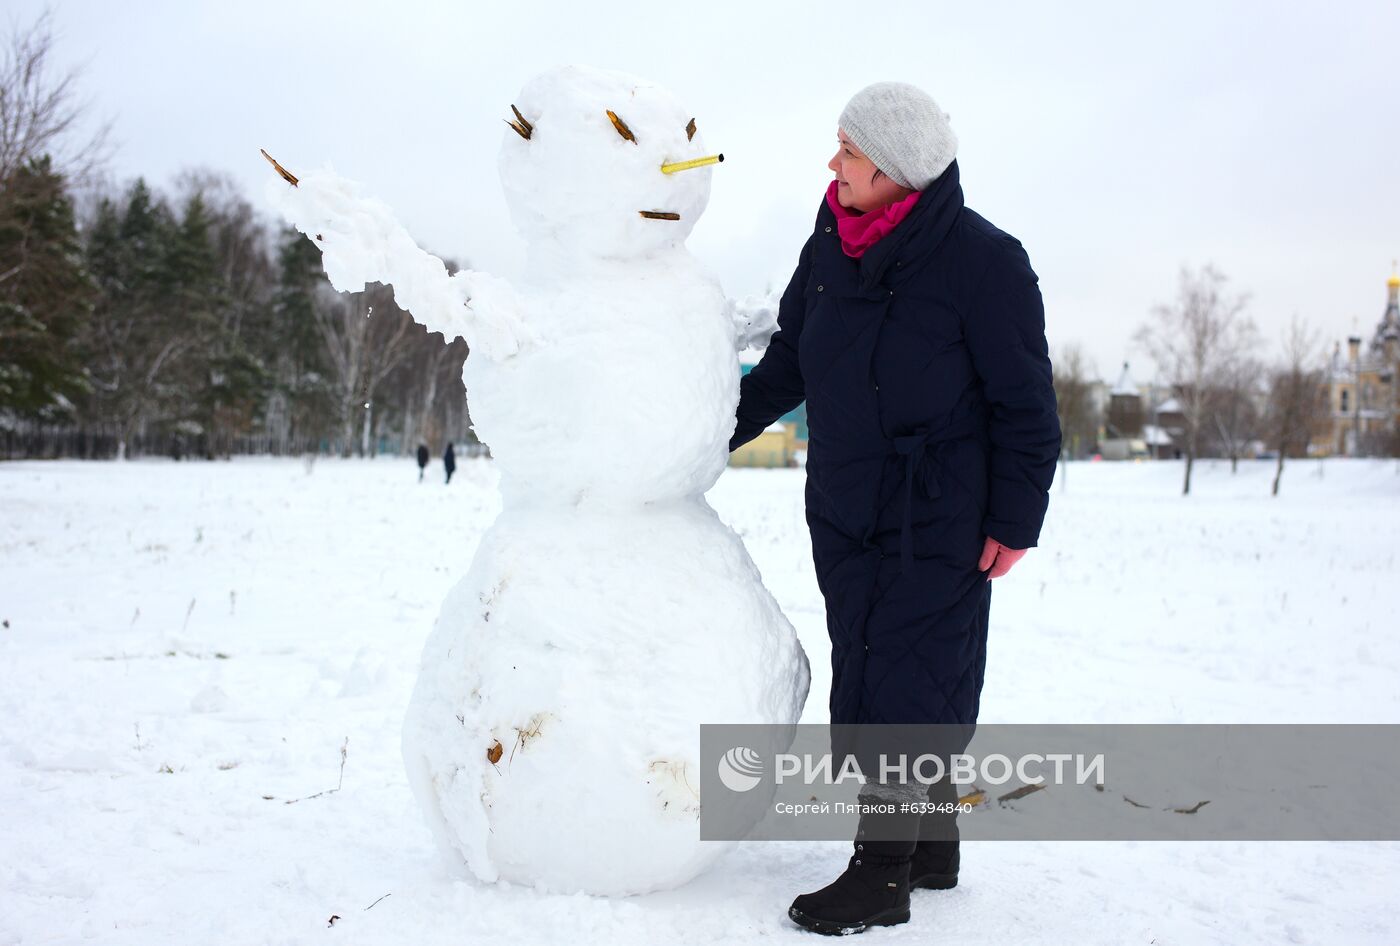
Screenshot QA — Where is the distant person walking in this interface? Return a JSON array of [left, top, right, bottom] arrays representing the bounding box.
[[443, 442, 456, 484], [416, 443, 429, 482]]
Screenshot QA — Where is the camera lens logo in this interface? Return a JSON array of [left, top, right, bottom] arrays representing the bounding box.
[[718, 746, 764, 792]]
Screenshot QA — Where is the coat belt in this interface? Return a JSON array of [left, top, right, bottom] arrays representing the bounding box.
[[889, 415, 984, 574]]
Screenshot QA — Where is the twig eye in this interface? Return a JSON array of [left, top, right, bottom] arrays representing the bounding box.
[[606, 110, 637, 144], [505, 104, 533, 140], [685, 118, 697, 142]]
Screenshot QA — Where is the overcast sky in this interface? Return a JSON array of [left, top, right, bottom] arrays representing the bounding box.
[[16, 0, 1400, 381]]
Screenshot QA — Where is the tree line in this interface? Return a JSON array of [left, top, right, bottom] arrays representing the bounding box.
[[0, 12, 477, 461], [5, 159, 484, 464], [2, 159, 475, 460]]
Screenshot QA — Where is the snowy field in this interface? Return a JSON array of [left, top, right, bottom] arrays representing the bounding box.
[[2, 456, 1398, 945]]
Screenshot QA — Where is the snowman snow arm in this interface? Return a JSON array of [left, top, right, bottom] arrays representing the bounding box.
[[265, 164, 534, 361], [728, 291, 781, 352]]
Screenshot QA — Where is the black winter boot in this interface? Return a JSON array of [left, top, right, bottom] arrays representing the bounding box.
[[788, 799, 919, 935], [910, 777, 960, 890], [910, 832, 959, 889]]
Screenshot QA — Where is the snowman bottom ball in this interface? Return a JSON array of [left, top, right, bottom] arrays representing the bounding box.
[[401, 501, 810, 895]]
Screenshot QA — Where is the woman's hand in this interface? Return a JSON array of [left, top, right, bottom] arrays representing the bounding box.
[[978, 536, 1027, 581]]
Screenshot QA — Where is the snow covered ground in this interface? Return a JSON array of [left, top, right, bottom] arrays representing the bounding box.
[[2, 456, 1398, 944]]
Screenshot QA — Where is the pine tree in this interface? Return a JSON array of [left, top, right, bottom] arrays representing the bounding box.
[[166, 191, 265, 458], [206, 185, 277, 453], [80, 177, 191, 457], [266, 225, 334, 451], [0, 155, 94, 420], [79, 195, 125, 438]]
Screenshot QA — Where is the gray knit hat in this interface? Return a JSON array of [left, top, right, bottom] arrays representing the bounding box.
[[838, 82, 957, 191]]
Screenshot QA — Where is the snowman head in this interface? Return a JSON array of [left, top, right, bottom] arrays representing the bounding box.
[[498, 66, 720, 260]]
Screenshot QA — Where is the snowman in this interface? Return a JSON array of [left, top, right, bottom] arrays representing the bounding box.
[[266, 65, 810, 896]]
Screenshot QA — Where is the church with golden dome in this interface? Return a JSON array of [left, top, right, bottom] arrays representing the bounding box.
[[1320, 268, 1400, 455]]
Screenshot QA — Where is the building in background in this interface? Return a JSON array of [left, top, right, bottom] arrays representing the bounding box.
[[1098, 362, 1150, 460], [1144, 394, 1186, 460], [1320, 269, 1400, 456]]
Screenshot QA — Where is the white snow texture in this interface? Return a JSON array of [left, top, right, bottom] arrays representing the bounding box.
[[268, 65, 811, 895]]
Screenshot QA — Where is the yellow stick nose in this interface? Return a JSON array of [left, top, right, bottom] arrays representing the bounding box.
[[661, 154, 724, 174]]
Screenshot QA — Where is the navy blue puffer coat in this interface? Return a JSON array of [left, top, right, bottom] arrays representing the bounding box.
[[729, 160, 1060, 737]]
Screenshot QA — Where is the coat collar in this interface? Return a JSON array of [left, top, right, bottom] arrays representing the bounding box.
[[816, 160, 965, 292]]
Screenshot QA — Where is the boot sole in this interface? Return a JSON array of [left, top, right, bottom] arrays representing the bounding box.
[[910, 871, 958, 890], [788, 904, 911, 935]]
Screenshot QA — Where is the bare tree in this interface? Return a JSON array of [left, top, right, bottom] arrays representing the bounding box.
[[1212, 346, 1265, 473], [1134, 264, 1254, 495], [396, 329, 467, 453], [1264, 316, 1330, 496], [390, 256, 470, 454], [1051, 342, 1099, 477], [0, 9, 112, 191], [310, 282, 417, 456]]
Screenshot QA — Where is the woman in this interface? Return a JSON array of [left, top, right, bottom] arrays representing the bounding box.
[[729, 82, 1061, 934]]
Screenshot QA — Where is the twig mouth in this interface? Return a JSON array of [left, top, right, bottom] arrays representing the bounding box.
[[638, 210, 681, 220]]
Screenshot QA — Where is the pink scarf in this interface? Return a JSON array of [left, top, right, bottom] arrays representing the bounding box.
[[824, 180, 922, 258]]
